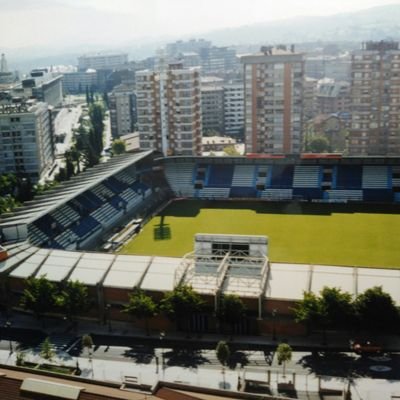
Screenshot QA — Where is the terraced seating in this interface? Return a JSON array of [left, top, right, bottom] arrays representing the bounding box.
[[164, 163, 195, 197], [197, 187, 230, 198], [260, 188, 293, 200], [115, 171, 136, 185], [91, 184, 115, 201], [293, 166, 321, 188], [326, 190, 363, 201], [54, 229, 79, 248], [362, 166, 389, 189], [51, 204, 81, 227], [90, 203, 119, 225], [231, 165, 255, 187], [71, 216, 101, 240]]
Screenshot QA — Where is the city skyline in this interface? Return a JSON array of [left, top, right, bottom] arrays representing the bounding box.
[[1, 0, 400, 49]]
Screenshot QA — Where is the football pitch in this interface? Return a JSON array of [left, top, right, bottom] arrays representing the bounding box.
[[118, 200, 400, 269]]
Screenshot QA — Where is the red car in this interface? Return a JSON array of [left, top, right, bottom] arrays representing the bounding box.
[[351, 340, 382, 355]]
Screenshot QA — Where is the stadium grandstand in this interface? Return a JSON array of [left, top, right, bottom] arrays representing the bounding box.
[[0, 151, 399, 335], [163, 154, 400, 202]]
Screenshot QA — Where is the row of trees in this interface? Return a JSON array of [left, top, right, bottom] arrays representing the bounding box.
[[19, 277, 248, 335], [293, 286, 400, 337], [20, 276, 89, 326], [124, 286, 247, 335]]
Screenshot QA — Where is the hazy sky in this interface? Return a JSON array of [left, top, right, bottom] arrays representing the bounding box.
[[1, 0, 400, 49]]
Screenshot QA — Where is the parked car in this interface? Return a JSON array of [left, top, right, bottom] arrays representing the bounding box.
[[351, 340, 382, 355]]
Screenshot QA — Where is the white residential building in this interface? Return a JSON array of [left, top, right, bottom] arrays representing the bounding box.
[[0, 99, 55, 181], [136, 63, 202, 156]]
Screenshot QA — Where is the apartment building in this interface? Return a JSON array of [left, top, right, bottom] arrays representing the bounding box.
[[316, 79, 350, 115], [78, 53, 128, 71], [201, 85, 224, 134], [136, 63, 202, 156], [241, 46, 304, 154], [109, 83, 137, 138], [12, 69, 63, 107], [62, 70, 98, 94], [349, 40, 400, 155], [0, 99, 54, 181], [223, 81, 244, 137]]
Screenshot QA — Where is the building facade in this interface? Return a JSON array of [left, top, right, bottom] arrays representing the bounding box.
[[241, 46, 304, 154], [201, 85, 224, 134], [78, 53, 128, 71], [316, 79, 350, 116], [62, 70, 98, 94], [136, 63, 202, 156], [12, 69, 63, 107], [109, 84, 137, 138], [349, 41, 400, 155], [223, 81, 244, 137], [0, 100, 54, 181]]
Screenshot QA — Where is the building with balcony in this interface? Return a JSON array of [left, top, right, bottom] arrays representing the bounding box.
[[136, 63, 202, 156], [241, 46, 304, 154], [349, 40, 400, 155], [201, 85, 224, 135], [109, 83, 137, 138], [0, 99, 55, 181], [223, 81, 244, 137]]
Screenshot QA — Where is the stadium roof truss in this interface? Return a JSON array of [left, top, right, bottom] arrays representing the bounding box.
[[177, 250, 269, 318], [0, 151, 153, 228]]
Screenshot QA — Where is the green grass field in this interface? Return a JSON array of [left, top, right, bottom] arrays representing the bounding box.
[[118, 200, 400, 269]]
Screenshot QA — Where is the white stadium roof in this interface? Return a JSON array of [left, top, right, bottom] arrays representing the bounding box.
[[2, 244, 400, 303], [0, 151, 152, 228]]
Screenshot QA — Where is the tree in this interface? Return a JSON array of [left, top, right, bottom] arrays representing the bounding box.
[[82, 334, 93, 359], [160, 284, 204, 332], [293, 291, 326, 334], [276, 343, 292, 378], [223, 145, 240, 156], [20, 276, 57, 324], [218, 294, 246, 335], [64, 150, 75, 179], [355, 286, 400, 333], [87, 102, 105, 164], [40, 337, 55, 361], [56, 281, 89, 325], [123, 288, 157, 335], [216, 341, 230, 389], [112, 139, 126, 155], [216, 340, 230, 366], [320, 287, 355, 330], [308, 135, 330, 153]]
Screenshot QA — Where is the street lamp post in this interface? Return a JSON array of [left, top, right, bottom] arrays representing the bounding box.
[[160, 331, 165, 371], [5, 321, 12, 354], [272, 309, 277, 341], [106, 304, 112, 332]]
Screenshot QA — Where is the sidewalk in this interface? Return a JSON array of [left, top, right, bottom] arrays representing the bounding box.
[[1, 313, 400, 399], [2, 312, 400, 352]]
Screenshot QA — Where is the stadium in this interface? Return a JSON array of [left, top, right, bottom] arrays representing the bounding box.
[[0, 151, 400, 335]]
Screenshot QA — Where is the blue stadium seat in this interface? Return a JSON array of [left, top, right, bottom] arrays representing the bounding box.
[[336, 166, 362, 189], [230, 187, 257, 198], [207, 165, 234, 187], [270, 165, 294, 188], [363, 189, 393, 203], [71, 216, 100, 239], [293, 188, 323, 200]]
